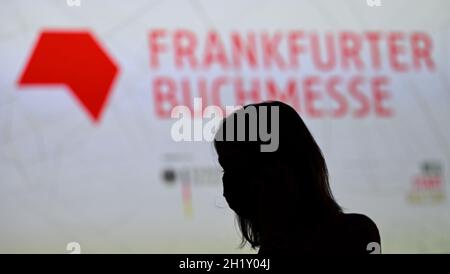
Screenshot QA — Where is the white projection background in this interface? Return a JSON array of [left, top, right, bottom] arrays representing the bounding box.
[[0, 0, 449, 253]]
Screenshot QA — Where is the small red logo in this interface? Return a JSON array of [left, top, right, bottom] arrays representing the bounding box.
[[17, 30, 119, 122]]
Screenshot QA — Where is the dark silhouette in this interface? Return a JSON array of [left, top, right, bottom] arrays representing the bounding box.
[[214, 101, 381, 254]]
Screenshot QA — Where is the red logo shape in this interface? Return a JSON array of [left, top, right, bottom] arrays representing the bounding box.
[[18, 30, 119, 122]]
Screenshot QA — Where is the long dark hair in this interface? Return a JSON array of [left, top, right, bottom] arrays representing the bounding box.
[[214, 101, 342, 249]]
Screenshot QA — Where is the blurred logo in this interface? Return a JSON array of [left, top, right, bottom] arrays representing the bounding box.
[[407, 161, 445, 204], [162, 166, 221, 217], [17, 31, 119, 122]]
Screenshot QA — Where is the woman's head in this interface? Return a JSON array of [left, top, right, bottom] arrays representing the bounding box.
[[214, 101, 342, 249]]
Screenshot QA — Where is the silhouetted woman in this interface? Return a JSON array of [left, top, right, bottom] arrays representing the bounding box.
[[214, 101, 381, 254]]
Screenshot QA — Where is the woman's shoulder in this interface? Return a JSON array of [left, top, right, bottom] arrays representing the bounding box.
[[337, 213, 381, 253], [340, 213, 380, 236], [341, 213, 378, 228]]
